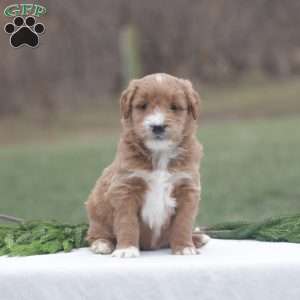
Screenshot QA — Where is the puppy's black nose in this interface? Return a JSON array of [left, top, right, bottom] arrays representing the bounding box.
[[151, 125, 166, 135]]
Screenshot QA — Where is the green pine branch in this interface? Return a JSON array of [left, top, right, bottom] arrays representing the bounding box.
[[0, 220, 88, 256], [1, 214, 300, 256]]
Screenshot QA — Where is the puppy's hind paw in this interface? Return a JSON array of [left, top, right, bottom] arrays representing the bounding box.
[[173, 246, 201, 255], [90, 239, 114, 254], [111, 246, 140, 258], [192, 231, 210, 248], [200, 234, 210, 245]]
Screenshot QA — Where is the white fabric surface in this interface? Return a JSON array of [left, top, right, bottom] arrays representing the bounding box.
[[1, 239, 300, 300]]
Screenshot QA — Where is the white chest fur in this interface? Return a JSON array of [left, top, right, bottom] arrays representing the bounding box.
[[141, 169, 176, 240], [139, 149, 190, 241]]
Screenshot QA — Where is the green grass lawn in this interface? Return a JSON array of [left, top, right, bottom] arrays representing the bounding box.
[[1, 116, 299, 226]]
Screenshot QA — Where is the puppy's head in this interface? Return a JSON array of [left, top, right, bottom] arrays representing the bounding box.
[[120, 73, 200, 151]]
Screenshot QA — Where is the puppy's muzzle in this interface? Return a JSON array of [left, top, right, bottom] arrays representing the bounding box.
[[144, 110, 168, 139]]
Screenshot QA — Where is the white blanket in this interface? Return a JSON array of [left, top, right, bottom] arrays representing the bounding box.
[[1, 239, 300, 300]]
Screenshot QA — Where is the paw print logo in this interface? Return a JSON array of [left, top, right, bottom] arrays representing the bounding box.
[[4, 16, 45, 48]]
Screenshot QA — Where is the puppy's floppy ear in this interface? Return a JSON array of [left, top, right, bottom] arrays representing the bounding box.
[[120, 80, 138, 119], [179, 79, 201, 120]]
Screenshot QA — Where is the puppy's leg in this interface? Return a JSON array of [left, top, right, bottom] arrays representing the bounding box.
[[86, 199, 115, 255], [170, 185, 200, 255], [111, 199, 140, 258], [110, 178, 146, 258]]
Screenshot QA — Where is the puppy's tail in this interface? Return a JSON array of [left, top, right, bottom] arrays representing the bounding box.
[[192, 227, 210, 248]]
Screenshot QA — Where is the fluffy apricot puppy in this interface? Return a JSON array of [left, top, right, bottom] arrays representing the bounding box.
[[85, 73, 209, 258]]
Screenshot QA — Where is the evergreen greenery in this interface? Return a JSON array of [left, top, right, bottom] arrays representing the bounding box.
[[0, 220, 88, 256], [204, 214, 300, 242], [1, 214, 300, 256]]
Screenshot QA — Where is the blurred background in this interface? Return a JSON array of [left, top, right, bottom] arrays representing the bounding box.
[[1, 0, 300, 225]]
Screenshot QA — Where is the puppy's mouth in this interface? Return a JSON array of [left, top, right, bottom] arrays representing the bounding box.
[[152, 132, 166, 140], [145, 135, 174, 152]]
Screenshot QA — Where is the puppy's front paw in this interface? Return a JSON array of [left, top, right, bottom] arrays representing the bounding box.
[[111, 246, 140, 258], [173, 246, 200, 255], [90, 239, 114, 254]]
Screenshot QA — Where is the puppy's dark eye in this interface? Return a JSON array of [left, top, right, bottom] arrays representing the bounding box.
[[170, 103, 178, 111], [136, 102, 148, 110]]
